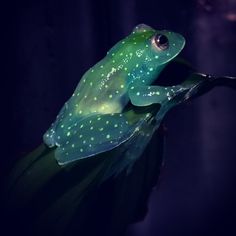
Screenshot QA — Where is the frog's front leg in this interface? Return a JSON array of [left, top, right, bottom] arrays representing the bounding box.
[[128, 84, 188, 107]]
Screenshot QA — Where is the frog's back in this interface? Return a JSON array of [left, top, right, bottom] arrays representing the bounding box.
[[71, 60, 129, 117]]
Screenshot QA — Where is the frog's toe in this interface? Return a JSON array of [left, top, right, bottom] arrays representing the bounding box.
[[43, 126, 56, 148], [54, 113, 137, 165]]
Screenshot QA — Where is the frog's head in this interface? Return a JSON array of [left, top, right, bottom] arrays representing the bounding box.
[[107, 24, 185, 84]]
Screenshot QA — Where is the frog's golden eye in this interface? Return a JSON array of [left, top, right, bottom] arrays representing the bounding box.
[[154, 34, 169, 50]]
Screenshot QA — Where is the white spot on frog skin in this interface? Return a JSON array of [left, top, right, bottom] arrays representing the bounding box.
[[91, 137, 94, 141], [106, 134, 110, 139], [109, 94, 113, 99], [99, 127, 104, 131], [97, 117, 101, 121], [71, 144, 75, 148], [60, 124, 64, 128], [106, 121, 109, 124], [100, 65, 104, 68], [67, 131, 71, 136], [80, 124, 84, 128], [79, 134, 83, 138], [120, 84, 124, 89], [156, 91, 160, 95], [94, 97, 97, 101], [114, 124, 118, 128], [79, 110, 83, 114], [130, 86, 134, 90], [136, 49, 144, 57], [155, 55, 159, 59], [136, 92, 140, 96], [90, 126, 94, 130], [83, 140, 86, 144], [80, 148, 83, 152], [90, 82, 93, 86]]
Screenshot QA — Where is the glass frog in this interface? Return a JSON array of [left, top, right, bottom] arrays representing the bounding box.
[[43, 24, 190, 165]]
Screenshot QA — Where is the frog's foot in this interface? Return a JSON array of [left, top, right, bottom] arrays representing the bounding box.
[[54, 113, 138, 165], [43, 125, 57, 148]]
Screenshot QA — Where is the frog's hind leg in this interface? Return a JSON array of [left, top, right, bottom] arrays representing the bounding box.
[[54, 113, 137, 165], [43, 102, 70, 147]]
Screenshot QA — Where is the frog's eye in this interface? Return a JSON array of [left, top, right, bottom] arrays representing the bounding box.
[[154, 34, 169, 50]]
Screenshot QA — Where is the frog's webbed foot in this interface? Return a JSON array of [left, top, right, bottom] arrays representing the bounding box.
[[54, 113, 139, 165]]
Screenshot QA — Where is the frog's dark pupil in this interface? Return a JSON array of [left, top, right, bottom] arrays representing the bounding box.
[[155, 34, 169, 50], [159, 35, 168, 45]]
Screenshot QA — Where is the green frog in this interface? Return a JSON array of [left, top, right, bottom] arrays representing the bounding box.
[[43, 24, 187, 165]]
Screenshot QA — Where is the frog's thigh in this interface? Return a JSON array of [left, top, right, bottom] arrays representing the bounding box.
[[128, 85, 184, 106], [55, 113, 134, 165]]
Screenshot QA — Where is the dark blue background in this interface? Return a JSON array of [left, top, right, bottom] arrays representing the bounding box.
[[2, 0, 236, 235]]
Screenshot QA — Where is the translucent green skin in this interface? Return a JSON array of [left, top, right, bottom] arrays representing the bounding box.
[[44, 24, 185, 165]]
